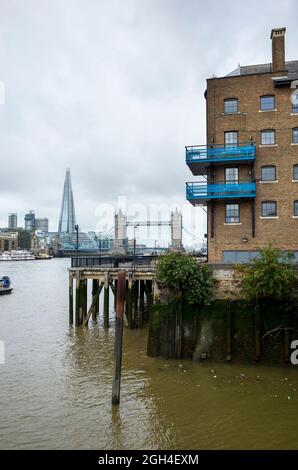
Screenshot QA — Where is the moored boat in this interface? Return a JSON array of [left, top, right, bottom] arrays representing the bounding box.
[[35, 254, 52, 260], [0, 276, 13, 295], [0, 250, 36, 261]]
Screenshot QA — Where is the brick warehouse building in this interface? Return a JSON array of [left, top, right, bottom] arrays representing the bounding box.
[[186, 28, 298, 263]]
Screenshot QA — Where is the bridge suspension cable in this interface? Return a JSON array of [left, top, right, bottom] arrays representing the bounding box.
[[182, 226, 204, 243]]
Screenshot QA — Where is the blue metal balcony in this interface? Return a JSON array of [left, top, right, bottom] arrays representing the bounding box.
[[186, 180, 256, 205], [186, 143, 256, 175]]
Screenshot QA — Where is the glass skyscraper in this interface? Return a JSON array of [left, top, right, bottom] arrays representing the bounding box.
[[58, 168, 76, 234], [8, 213, 17, 229]]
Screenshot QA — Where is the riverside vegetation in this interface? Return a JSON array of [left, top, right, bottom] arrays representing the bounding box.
[[148, 246, 298, 364]]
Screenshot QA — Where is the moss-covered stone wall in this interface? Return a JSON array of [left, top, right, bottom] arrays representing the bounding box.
[[148, 299, 298, 365]]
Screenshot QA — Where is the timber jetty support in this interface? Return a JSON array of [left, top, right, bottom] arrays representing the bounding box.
[[68, 255, 157, 327]]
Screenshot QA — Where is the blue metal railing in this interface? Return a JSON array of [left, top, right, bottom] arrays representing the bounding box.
[[185, 143, 256, 163], [186, 180, 256, 201]]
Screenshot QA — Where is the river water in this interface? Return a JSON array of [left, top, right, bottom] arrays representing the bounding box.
[[0, 258, 297, 450]]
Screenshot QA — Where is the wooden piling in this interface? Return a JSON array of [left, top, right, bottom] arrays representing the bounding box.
[[75, 273, 80, 326], [78, 279, 85, 325], [92, 279, 99, 321], [139, 280, 145, 325], [126, 278, 133, 329], [83, 279, 88, 320], [69, 274, 73, 325], [145, 280, 153, 306], [112, 272, 126, 405], [84, 282, 104, 326], [104, 273, 110, 328], [133, 280, 139, 327], [139, 282, 144, 324]]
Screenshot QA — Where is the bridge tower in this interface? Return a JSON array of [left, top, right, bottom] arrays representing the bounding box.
[[113, 209, 127, 254], [170, 208, 183, 250]]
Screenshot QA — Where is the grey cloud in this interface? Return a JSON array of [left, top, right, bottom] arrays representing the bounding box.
[[0, 0, 297, 242]]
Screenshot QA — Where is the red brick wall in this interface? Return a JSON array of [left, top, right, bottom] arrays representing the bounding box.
[[206, 72, 298, 262]]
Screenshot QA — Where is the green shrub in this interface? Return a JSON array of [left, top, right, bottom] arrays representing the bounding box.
[[237, 244, 297, 305], [156, 252, 213, 305]]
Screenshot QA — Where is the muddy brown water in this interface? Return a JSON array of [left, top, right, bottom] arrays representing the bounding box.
[[0, 258, 297, 449]]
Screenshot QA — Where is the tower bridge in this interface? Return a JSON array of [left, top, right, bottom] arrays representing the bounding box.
[[55, 168, 183, 255], [113, 208, 183, 253]]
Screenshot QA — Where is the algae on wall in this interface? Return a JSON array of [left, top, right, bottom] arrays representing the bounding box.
[[147, 298, 298, 365]]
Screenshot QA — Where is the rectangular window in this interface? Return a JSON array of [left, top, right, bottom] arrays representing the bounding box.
[[293, 128, 298, 144], [293, 165, 298, 180], [261, 166, 276, 181], [222, 251, 260, 263], [225, 167, 239, 183], [260, 95, 275, 111], [261, 130, 275, 145], [261, 201, 277, 217], [224, 99, 238, 114], [224, 131, 238, 147], [294, 201, 298, 217], [225, 203, 240, 223], [292, 90, 298, 113]]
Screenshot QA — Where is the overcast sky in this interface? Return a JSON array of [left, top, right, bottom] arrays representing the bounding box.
[[0, 0, 297, 246]]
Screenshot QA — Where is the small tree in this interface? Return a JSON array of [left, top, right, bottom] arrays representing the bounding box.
[[156, 252, 213, 305], [238, 244, 297, 305]]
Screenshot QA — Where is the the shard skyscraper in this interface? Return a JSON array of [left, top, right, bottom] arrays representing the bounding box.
[[58, 168, 76, 234]]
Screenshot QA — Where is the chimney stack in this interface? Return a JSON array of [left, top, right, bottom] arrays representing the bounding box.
[[271, 27, 286, 72]]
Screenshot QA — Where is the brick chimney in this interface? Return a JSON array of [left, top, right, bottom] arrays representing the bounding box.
[[271, 27, 286, 72]]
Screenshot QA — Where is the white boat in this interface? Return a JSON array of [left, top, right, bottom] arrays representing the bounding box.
[[0, 250, 36, 261]]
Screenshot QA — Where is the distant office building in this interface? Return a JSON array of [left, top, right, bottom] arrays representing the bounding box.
[[25, 211, 35, 232], [0, 231, 18, 252], [95, 233, 114, 252], [24, 212, 49, 233], [51, 232, 98, 256], [8, 213, 17, 229], [35, 218, 49, 233], [31, 231, 49, 255], [58, 168, 76, 234], [16, 229, 32, 250]]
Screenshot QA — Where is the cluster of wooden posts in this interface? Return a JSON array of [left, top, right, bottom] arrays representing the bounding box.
[[68, 268, 155, 404], [68, 268, 154, 328]]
